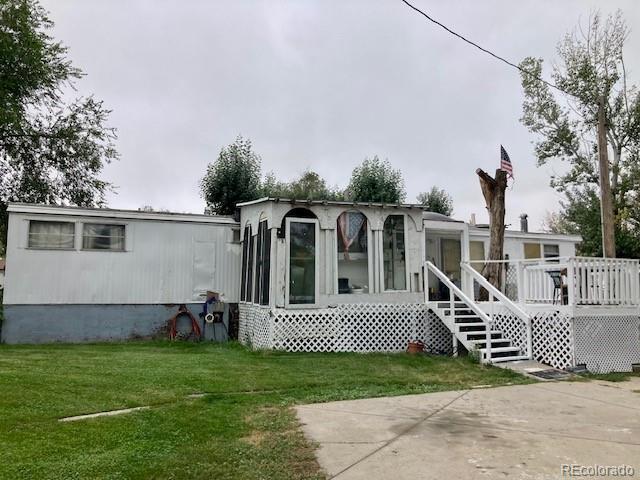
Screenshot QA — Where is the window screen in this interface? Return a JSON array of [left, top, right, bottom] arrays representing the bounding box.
[[383, 215, 406, 290], [254, 221, 271, 305], [240, 225, 251, 301], [82, 224, 125, 250], [28, 221, 75, 249]]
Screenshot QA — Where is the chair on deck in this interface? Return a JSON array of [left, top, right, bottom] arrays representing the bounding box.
[[547, 270, 568, 305]]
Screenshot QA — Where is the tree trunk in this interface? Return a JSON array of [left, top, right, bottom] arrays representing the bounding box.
[[597, 96, 616, 258], [476, 168, 508, 292]]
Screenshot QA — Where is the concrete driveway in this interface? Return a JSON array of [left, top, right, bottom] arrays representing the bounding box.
[[296, 378, 640, 479]]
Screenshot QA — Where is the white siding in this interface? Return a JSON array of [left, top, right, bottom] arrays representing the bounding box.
[[4, 212, 241, 305], [469, 231, 579, 261]]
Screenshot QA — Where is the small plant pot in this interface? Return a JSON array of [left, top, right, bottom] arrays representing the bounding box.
[[406, 340, 425, 354]]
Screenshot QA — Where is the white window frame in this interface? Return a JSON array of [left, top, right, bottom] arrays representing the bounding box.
[[285, 217, 320, 308], [334, 211, 373, 295], [382, 214, 410, 293]]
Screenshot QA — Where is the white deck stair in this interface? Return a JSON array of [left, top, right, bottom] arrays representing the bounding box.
[[424, 262, 533, 364]]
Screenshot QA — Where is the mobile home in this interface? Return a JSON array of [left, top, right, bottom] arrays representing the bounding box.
[[3, 199, 639, 374]]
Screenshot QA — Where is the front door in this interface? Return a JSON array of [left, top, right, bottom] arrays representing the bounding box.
[[440, 237, 462, 286], [425, 231, 462, 300], [285, 218, 319, 307]]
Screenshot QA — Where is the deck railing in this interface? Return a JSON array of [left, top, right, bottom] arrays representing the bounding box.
[[568, 257, 640, 306], [464, 256, 640, 308]]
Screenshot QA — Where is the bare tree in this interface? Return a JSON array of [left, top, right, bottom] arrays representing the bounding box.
[[476, 168, 508, 290]]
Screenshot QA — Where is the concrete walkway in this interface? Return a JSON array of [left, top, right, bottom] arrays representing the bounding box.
[[296, 378, 640, 479]]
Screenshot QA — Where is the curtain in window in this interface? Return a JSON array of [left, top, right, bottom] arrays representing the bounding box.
[[337, 212, 366, 260], [28, 221, 75, 249]]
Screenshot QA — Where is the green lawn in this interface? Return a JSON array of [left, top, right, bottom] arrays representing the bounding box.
[[0, 342, 530, 479]]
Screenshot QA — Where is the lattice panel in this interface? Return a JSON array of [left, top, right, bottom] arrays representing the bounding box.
[[573, 316, 640, 373], [479, 305, 528, 355], [504, 265, 519, 302], [336, 303, 428, 352], [530, 310, 574, 370], [272, 308, 339, 352], [238, 303, 271, 349], [425, 310, 453, 355], [239, 303, 452, 354]]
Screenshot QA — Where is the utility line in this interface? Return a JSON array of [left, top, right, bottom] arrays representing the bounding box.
[[399, 0, 571, 96]]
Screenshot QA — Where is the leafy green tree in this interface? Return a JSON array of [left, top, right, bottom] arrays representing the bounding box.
[[200, 136, 261, 215], [260, 172, 289, 198], [261, 170, 344, 201], [417, 186, 454, 216], [544, 188, 640, 258], [0, 0, 118, 253], [346, 156, 405, 203], [519, 11, 640, 257]]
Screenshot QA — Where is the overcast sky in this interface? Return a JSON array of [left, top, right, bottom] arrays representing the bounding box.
[[42, 0, 640, 230]]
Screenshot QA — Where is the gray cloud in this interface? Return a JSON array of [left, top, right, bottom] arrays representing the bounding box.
[[43, 0, 640, 230]]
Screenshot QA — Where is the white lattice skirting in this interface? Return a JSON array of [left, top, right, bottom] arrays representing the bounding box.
[[573, 316, 640, 373], [530, 311, 574, 370], [484, 306, 640, 373], [484, 307, 575, 370], [239, 303, 452, 354]]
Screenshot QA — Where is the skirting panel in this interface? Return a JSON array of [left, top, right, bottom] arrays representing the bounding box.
[[530, 311, 574, 370], [1, 303, 230, 344], [574, 316, 640, 373], [239, 303, 452, 354]]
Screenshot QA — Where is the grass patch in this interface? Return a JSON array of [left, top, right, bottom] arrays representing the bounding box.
[[580, 371, 640, 382], [0, 341, 530, 479]]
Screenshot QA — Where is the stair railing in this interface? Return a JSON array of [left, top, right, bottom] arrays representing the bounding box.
[[424, 261, 494, 363], [461, 263, 533, 359]]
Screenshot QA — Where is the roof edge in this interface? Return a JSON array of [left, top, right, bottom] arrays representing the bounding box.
[[236, 197, 430, 210], [6, 203, 238, 225]]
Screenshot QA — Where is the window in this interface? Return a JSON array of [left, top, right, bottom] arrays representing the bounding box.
[[441, 238, 461, 284], [469, 241, 485, 272], [28, 221, 75, 249], [254, 221, 271, 305], [240, 225, 251, 301], [287, 219, 318, 305], [524, 243, 541, 259], [383, 215, 406, 290], [247, 233, 255, 302], [82, 224, 125, 251], [337, 212, 369, 294], [543, 244, 560, 262]]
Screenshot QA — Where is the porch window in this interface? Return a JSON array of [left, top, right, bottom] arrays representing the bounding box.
[[240, 225, 251, 301], [383, 215, 406, 290], [337, 212, 369, 294], [28, 221, 75, 249], [82, 224, 125, 251], [287, 219, 318, 305], [253, 220, 271, 305]]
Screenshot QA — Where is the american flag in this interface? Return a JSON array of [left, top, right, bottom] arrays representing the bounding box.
[[500, 145, 513, 178]]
